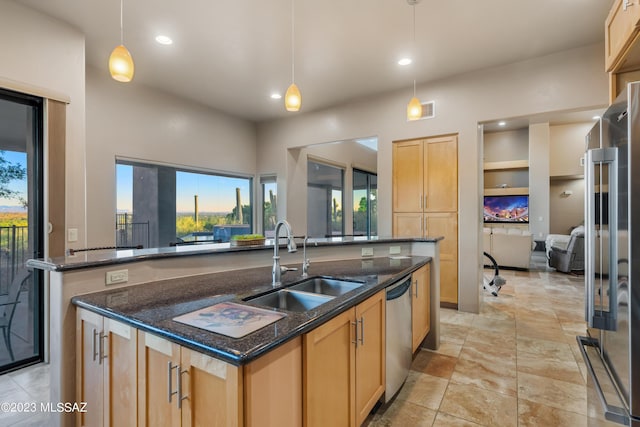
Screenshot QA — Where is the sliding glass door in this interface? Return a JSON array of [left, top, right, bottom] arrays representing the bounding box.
[[307, 160, 344, 237], [0, 88, 44, 373], [353, 169, 377, 237]]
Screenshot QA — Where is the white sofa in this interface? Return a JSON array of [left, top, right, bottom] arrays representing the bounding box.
[[483, 227, 533, 269]]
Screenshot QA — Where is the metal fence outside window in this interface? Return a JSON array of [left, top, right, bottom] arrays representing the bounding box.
[[0, 225, 28, 295], [116, 214, 150, 249]]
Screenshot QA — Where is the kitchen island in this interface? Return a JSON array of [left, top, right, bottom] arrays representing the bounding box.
[[27, 236, 442, 427]]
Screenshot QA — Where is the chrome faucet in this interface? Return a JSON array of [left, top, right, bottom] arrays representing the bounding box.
[[272, 220, 297, 286], [302, 236, 310, 278]]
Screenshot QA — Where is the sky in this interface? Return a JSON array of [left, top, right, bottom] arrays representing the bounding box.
[[116, 164, 251, 213], [0, 150, 27, 208]]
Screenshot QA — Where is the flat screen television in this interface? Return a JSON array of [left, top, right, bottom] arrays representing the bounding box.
[[483, 195, 529, 223]]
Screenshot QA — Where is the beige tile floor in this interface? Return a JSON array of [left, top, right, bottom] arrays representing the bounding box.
[[366, 268, 621, 427], [0, 266, 623, 426], [0, 363, 51, 426]]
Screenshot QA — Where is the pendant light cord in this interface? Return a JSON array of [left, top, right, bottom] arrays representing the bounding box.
[[291, 0, 295, 83], [120, 0, 124, 45], [412, 3, 416, 97]]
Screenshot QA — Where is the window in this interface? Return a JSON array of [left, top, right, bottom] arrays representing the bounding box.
[[307, 160, 344, 237], [116, 159, 253, 247], [353, 169, 377, 237], [261, 176, 277, 238]]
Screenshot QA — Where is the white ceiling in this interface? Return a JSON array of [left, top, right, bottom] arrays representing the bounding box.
[[17, 0, 614, 122]]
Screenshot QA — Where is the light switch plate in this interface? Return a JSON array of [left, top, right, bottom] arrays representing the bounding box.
[[361, 247, 374, 257], [106, 269, 128, 285]]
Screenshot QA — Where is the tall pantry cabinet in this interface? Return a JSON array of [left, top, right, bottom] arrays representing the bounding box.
[[392, 135, 459, 307]]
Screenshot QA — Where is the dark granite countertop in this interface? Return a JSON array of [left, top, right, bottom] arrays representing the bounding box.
[[72, 256, 430, 365], [27, 236, 441, 272]]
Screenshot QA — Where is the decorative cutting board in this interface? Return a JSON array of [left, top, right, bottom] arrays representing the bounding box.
[[173, 301, 286, 338]]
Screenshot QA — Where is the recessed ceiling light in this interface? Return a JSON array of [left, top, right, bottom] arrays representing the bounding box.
[[498, 121, 506, 127], [270, 93, 282, 100], [592, 115, 601, 120], [398, 58, 412, 66], [155, 35, 173, 45]]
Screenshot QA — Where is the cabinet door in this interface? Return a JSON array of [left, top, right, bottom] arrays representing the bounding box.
[[355, 292, 385, 426], [103, 319, 137, 427], [393, 140, 424, 212], [77, 309, 104, 427], [424, 135, 457, 212], [244, 337, 302, 427], [425, 212, 458, 305], [606, 0, 640, 71], [411, 265, 431, 352], [393, 212, 424, 238], [304, 309, 356, 427], [181, 346, 243, 427], [137, 331, 181, 427]]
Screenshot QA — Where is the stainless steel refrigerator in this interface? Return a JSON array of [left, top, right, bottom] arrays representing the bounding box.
[[579, 81, 640, 426]]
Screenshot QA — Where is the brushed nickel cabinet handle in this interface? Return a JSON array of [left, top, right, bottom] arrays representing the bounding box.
[[91, 328, 99, 362], [352, 321, 358, 347], [168, 362, 178, 403], [99, 332, 108, 363], [179, 369, 188, 408]]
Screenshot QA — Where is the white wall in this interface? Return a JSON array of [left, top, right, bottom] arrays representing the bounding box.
[[529, 123, 551, 240], [483, 129, 529, 189], [256, 43, 608, 313], [0, 1, 609, 315], [85, 66, 258, 246], [548, 121, 592, 234], [550, 179, 585, 234], [0, 0, 86, 251], [484, 129, 529, 162], [550, 122, 593, 176]]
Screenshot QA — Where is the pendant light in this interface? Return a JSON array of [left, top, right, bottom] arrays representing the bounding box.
[[109, 0, 135, 82], [407, 80, 422, 120], [285, 0, 301, 111], [406, 0, 422, 121]]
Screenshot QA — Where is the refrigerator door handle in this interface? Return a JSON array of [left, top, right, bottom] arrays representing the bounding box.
[[585, 147, 618, 330], [585, 148, 595, 326]]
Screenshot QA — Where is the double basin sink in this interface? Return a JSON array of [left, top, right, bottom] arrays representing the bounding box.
[[243, 277, 364, 312]]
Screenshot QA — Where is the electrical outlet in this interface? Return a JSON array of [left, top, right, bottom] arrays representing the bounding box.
[[106, 269, 128, 285], [361, 247, 374, 257], [389, 246, 401, 255], [68, 228, 78, 242]]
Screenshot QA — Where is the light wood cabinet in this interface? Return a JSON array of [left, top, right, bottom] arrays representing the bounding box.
[[79, 307, 303, 427], [606, 0, 640, 72], [354, 293, 385, 426], [393, 135, 458, 306], [411, 264, 431, 353], [137, 330, 243, 427], [303, 291, 385, 427], [76, 308, 137, 427], [605, 0, 640, 100], [425, 212, 458, 305], [244, 337, 302, 427], [424, 136, 458, 212], [392, 139, 423, 213], [393, 136, 457, 213]]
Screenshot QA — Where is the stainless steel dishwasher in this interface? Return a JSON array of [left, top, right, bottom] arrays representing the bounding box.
[[385, 275, 413, 402]]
